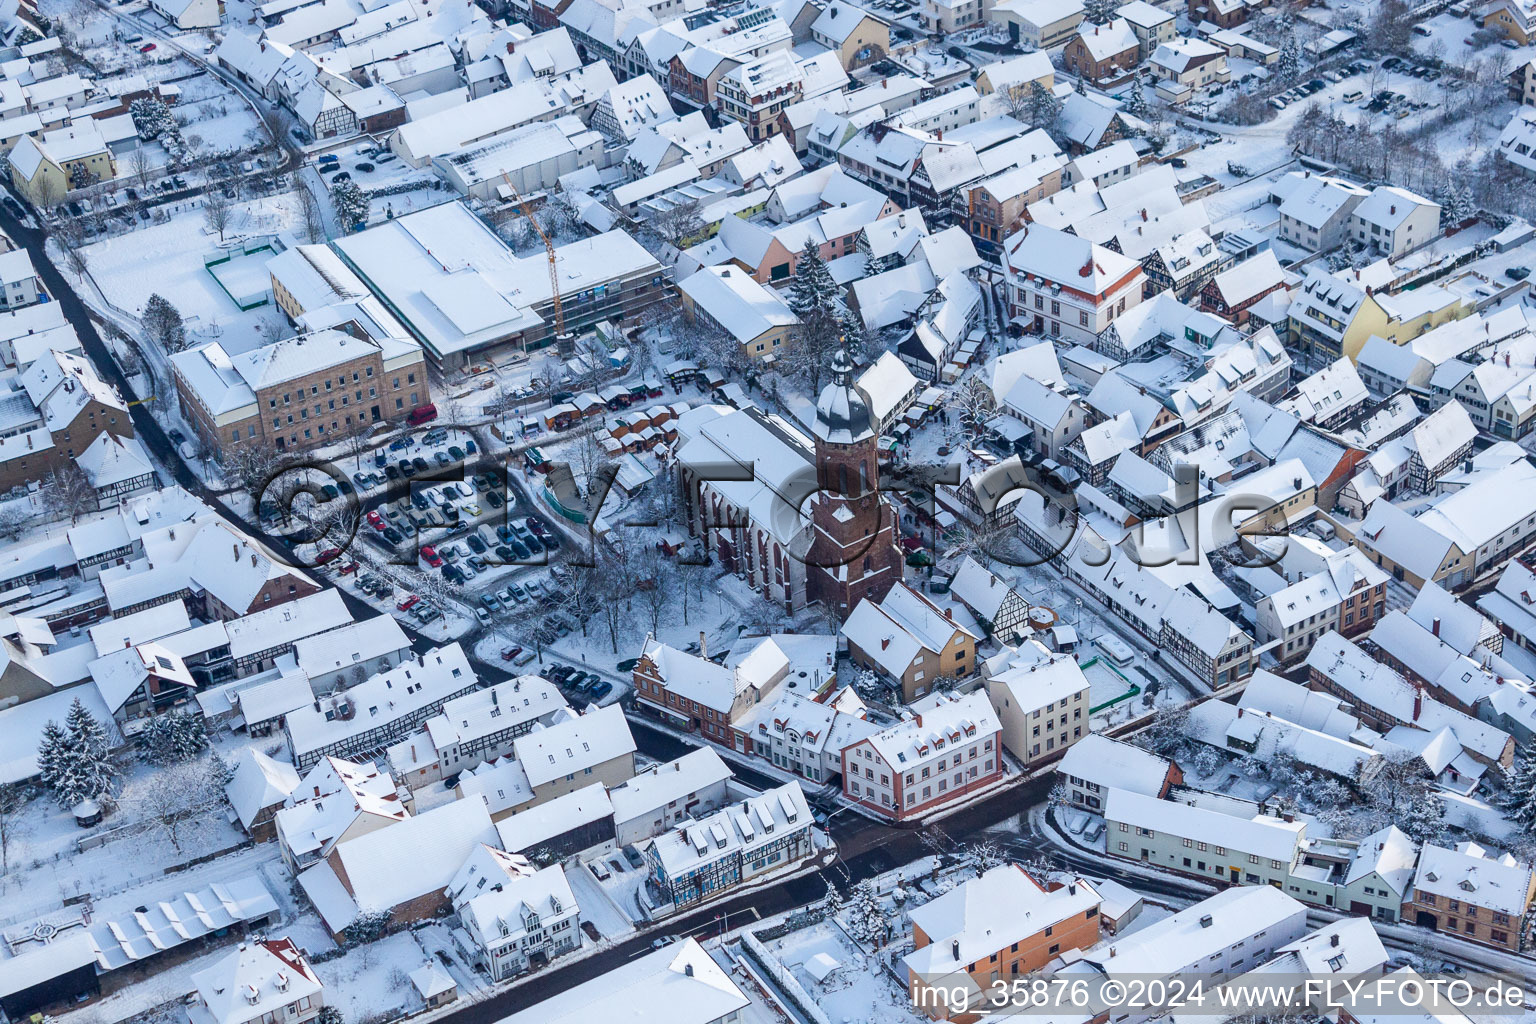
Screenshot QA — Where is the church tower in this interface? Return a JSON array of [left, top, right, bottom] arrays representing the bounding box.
[[805, 349, 905, 618]]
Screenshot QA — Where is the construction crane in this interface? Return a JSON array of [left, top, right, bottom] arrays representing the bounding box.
[[501, 171, 571, 354]]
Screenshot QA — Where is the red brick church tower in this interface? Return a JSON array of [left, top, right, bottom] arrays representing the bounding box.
[[805, 349, 904, 618]]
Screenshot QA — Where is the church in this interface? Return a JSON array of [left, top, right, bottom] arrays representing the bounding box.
[[671, 349, 905, 618]]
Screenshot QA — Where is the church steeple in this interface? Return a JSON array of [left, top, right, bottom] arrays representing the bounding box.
[[805, 347, 904, 618]]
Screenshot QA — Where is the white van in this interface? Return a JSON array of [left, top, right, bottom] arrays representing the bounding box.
[[1343, 88, 1363, 102]]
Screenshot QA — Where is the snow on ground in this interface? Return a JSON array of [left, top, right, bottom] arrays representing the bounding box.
[[312, 932, 433, 1023], [567, 854, 644, 938], [79, 193, 304, 341], [763, 920, 932, 1024], [0, 760, 250, 927]]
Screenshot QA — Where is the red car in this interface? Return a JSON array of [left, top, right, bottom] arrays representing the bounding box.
[[139, 42, 156, 52], [338, 560, 358, 575], [420, 544, 442, 568], [366, 510, 384, 526], [317, 547, 341, 564], [500, 645, 524, 661], [397, 594, 420, 611]]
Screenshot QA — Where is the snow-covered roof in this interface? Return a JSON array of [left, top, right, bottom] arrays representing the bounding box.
[[608, 746, 731, 827], [1073, 17, 1137, 62], [858, 690, 998, 770], [1003, 221, 1139, 294], [291, 615, 410, 679], [301, 796, 497, 931], [498, 938, 747, 1024], [678, 265, 798, 345], [226, 748, 301, 830], [649, 781, 810, 878], [423, 675, 568, 757], [284, 644, 477, 760], [494, 781, 612, 854], [224, 589, 351, 661], [1055, 733, 1173, 796], [1305, 633, 1511, 763], [191, 939, 320, 1024], [1085, 885, 1305, 978], [1344, 825, 1418, 893], [1352, 185, 1438, 231], [904, 865, 1100, 979], [512, 703, 635, 789], [1413, 842, 1533, 915], [1106, 788, 1303, 863]]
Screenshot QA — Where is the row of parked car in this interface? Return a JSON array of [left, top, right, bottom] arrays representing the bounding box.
[[543, 662, 613, 700]]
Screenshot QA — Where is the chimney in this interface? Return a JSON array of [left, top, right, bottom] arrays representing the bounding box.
[[952, 939, 961, 960], [233, 543, 240, 560], [1237, 706, 1244, 717], [1330, 933, 1340, 948], [1413, 686, 1423, 722], [684, 964, 695, 977], [698, 632, 707, 658], [881, 636, 890, 650], [944, 607, 953, 620], [1140, 208, 1147, 222], [1390, 205, 1396, 215], [1431, 617, 1441, 637], [1199, 915, 1213, 928]]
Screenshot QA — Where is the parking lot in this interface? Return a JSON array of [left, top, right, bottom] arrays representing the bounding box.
[[261, 420, 570, 627]]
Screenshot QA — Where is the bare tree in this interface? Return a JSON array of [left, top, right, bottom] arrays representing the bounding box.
[[0, 783, 23, 876], [632, 545, 674, 637], [297, 183, 327, 243], [54, 218, 89, 279], [202, 189, 233, 242], [121, 758, 224, 855], [43, 463, 97, 523], [128, 146, 155, 191]]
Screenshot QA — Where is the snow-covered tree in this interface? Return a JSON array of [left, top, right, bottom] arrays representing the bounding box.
[[1276, 40, 1303, 81], [136, 709, 209, 765], [1399, 789, 1447, 845], [787, 240, 838, 321], [842, 881, 887, 946], [821, 881, 844, 919], [346, 907, 393, 945], [783, 240, 849, 392], [1446, 185, 1475, 226], [970, 839, 1005, 870], [1026, 81, 1062, 133], [1502, 744, 1536, 834], [1082, 0, 1119, 24], [1133, 701, 1188, 757], [314, 1007, 344, 1024], [129, 97, 175, 140], [330, 179, 369, 232], [1121, 84, 1147, 118], [142, 293, 186, 354], [38, 699, 116, 810]]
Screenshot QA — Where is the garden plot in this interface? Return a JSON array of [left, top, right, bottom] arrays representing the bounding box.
[[761, 920, 933, 1024]]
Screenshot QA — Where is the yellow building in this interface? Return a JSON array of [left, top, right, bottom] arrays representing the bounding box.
[[1483, 0, 1533, 44], [810, 0, 890, 69], [677, 264, 800, 363], [1288, 269, 1468, 363], [7, 123, 117, 207], [974, 51, 1056, 96]]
